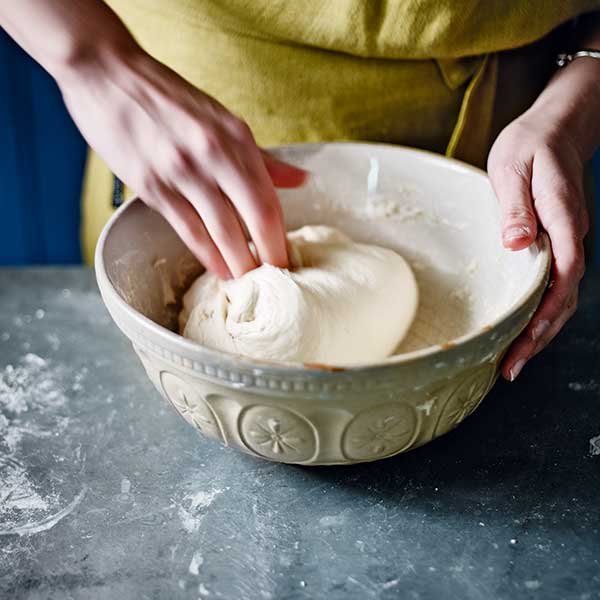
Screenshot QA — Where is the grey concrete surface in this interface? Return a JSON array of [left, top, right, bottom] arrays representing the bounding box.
[[0, 268, 599, 600]]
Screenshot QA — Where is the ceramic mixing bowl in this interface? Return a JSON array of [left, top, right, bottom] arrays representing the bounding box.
[[95, 143, 551, 465]]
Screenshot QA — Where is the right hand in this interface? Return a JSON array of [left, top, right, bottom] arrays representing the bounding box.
[[57, 47, 307, 279]]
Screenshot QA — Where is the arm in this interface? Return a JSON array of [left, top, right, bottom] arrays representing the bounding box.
[[487, 12, 600, 380], [0, 0, 307, 278]]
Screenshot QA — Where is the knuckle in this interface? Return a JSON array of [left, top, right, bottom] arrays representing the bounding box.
[[492, 159, 529, 182], [199, 130, 224, 160], [569, 248, 586, 281], [505, 206, 536, 223], [140, 170, 163, 202], [228, 118, 254, 143], [506, 160, 530, 180], [253, 201, 280, 228], [167, 146, 193, 178]]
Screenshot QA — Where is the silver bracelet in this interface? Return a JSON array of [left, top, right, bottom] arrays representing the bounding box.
[[557, 49, 600, 67]]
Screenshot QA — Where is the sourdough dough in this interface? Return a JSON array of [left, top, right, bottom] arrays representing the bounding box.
[[179, 225, 418, 365]]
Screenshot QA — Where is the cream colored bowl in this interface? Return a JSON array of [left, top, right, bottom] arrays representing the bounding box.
[[95, 143, 550, 465]]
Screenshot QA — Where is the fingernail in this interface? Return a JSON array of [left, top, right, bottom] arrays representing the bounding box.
[[531, 319, 550, 341], [509, 359, 526, 382], [504, 226, 531, 241]]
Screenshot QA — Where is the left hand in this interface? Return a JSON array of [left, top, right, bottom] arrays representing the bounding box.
[[487, 107, 589, 381]]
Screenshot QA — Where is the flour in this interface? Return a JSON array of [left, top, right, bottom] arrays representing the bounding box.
[[188, 549, 204, 575], [590, 435, 600, 457], [0, 353, 68, 427], [464, 258, 479, 277], [449, 286, 473, 304], [568, 380, 600, 393], [0, 354, 87, 536], [0, 457, 49, 512], [177, 487, 228, 533], [312, 156, 467, 231], [45, 333, 61, 351]]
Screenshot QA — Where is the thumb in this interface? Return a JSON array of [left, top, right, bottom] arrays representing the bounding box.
[[488, 159, 538, 251], [261, 151, 309, 188]]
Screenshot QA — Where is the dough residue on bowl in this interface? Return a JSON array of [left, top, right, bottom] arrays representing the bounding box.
[[179, 225, 418, 365]]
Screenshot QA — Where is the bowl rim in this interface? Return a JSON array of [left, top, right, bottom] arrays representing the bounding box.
[[95, 141, 552, 374]]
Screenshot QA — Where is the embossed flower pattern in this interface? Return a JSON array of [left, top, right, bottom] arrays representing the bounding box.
[[445, 383, 484, 425], [172, 389, 214, 432], [239, 406, 317, 462], [248, 417, 303, 455], [349, 414, 411, 456], [434, 364, 496, 435], [159, 371, 223, 441], [342, 403, 417, 460]]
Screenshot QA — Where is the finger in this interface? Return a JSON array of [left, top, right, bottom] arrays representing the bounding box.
[[488, 158, 538, 250], [261, 151, 309, 188], [208, 123, 289, 268], [176, 175, 258, 278], [501, 152, 585, 381], [501, 287, 579, 381], [501, 232, 584, 381], [528, 288, 578, 359], [154, 191, 232, 280]]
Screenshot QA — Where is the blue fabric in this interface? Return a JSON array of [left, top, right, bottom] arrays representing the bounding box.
[[0, 28, 598, 265], [0, 29, 86, 265]]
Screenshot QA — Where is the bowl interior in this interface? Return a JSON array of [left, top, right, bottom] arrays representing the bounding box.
[[100, 143, 547, 358]]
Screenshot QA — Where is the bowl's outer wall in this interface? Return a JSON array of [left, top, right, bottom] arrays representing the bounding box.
[[98, 270, 546, 465]]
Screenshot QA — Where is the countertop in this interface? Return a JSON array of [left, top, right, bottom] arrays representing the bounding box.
[[0, 268, 599, 600]]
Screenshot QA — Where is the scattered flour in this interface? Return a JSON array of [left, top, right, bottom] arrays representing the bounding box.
[[45, 333, 61, 351], [316, 156, 468, 230], [589, 435, 600, 457], [464, 258, 479, 276], [178, 487, 228, 534], [569, 380, 600, 393], [0, 354, 69, 440], [329, 191, 461, 228], [188, 550, 204, 575], [319, 513, 346, 528], [524, 580, 542, 590], [449, 286, 473, 304], [0, 354, 87, 536]]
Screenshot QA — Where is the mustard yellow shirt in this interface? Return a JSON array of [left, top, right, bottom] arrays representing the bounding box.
[[81, 0, 600, 263]]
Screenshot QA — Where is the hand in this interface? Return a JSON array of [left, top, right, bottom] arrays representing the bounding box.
[[488, 108, 589, 381], [58, 48, 307, 279]]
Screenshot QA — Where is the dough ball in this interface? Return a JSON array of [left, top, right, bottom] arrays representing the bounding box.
[[179, 225, 418, 365]]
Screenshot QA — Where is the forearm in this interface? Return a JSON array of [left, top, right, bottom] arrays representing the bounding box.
[[0, 0, 138, 81], [527, 11, 600, 161]]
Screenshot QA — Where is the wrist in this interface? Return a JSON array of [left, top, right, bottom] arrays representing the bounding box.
[[51, 26, 143, 91], [528, 57, 600, 161]]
